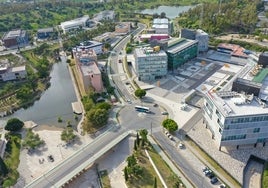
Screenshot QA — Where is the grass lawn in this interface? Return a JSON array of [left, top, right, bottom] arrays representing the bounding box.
[[262, 162, 268, 188], [186, 138, 241, 188], [2, 133, 21, 188], [126, 145, 182, 188], [100, 170, 111, 188]]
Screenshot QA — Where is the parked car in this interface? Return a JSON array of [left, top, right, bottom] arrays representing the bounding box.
[[219, 184, 226, 188], [210, 177, 218, 184], [153, 103, 158, 107], [178, 142, 185, 149], [161, 111, 168, 115], [168, 135, 174, 140]]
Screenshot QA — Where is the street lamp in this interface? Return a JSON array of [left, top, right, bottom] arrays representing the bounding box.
[[57, 144, 64, 160]]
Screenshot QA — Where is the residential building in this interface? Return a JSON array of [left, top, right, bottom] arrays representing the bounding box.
[[37, 27, 55, 39], [73, 49, 103, 93], [166, 38, 198, 70], [0, 63, 27, 82], [134, 47, 168, 81], [75, 41, 103, 55], [180, 28, 196, 40], [60, 15, 90, 34], [115, 22, 131, 34], [2, 29, 28, 48], [152, 18, 171, 34]]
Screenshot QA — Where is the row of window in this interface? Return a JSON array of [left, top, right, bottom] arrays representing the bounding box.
[[230, 116, 268, 124], [221, 134, 246, 141]]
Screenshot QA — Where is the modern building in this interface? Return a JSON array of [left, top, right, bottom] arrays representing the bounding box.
[[258, 52, 268, 67], [0, 64, 27, 82], [196, 29, 209, 52], [2, 29, 28, 48], [37, 27, 55, 39], [93, 11, 115, 22], [60, 15, 90, 34], [75, 41, 103, 55], [203, 87, 268, 150], [73, 48, 103, 93], [115, 22, 131, 34], [181, 28, 209, 52], [152, 18, 171, 34], [134, 47, 168, 81], [166, 38, 198, 70]]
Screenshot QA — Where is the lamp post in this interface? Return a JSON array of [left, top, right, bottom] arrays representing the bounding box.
[[57, 144, 64, 160]]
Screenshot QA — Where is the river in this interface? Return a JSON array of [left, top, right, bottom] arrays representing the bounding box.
[[139, 5, 195, 19], [0, 55, 80, 128]]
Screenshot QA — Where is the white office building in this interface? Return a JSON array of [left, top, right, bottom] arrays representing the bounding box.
[[74, 41, 103, 55], [134, 47, 168, 81], [60, 15, 90, 34], [203, 89, 268, 150], [152, 18, 170, 34]]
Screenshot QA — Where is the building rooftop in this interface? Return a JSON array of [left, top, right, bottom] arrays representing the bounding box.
[[218, 43, 248, 58], [167, 38, 198, 54], [209, 90, 268, 117], [60, 15, 89, 29], [80, 63, 100, 76], [152, 24, 169, 29], [3, 29, 26, 40], [78, 40, 102, 48], [135, 47, 167, 58], [153, 18, 169, 25], [11, 65, 26, 72], [37, 27, 54, 33]]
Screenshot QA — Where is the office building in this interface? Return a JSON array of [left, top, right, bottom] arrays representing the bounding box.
[[2, 29, 28, 48], [0, 61, 27, 82], [152, 18, 171, 34], [60, 15, 90, 34], [134, 47, 168, 81], [37, 27, 55, 39], [181, 28, 209, 52], [166, 38, 198, 70]]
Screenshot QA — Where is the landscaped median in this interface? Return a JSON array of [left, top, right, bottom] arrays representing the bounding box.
[[262, 162, 268, 188]]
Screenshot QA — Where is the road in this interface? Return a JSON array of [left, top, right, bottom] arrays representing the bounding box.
[[109, 23, 146, 101]]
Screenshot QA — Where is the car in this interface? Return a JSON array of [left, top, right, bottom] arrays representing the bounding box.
[[164, 130, 169, 135], [153, 103, 158, 107], [126, 99, 132, 104], [168, 135, 174, 140], [161, 111, 168, 115], [219, 184, 226, 188], [178, 142, 184, 149], [203, 166, 209, 172], [210, 177, 218, 184]]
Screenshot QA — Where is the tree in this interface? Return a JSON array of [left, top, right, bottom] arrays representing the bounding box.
[[134, 140, 137, 151], [87, 108, 109, 127], [134, 89, 146, 99], [162, 119, 178, 132], [0, 157, 8, 177], [136, 132, 140, 146], [124, 167, 128, 181], [160, 12, 166, 18], [153, 177, 157, 188], [139, 129, 148, 142], [127, 155, 137, 167], [5, 118, 24, 132], [61, 127, 76, 144], [22, 129, 45, 150]]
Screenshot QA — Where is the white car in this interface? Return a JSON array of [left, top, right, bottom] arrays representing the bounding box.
[[178, 142, 185, 149]]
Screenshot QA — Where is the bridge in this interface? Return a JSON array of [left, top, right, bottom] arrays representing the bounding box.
[[25, 127, 132, 188]]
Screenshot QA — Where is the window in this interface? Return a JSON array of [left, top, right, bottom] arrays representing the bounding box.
[[253, 128, 260, 133]]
